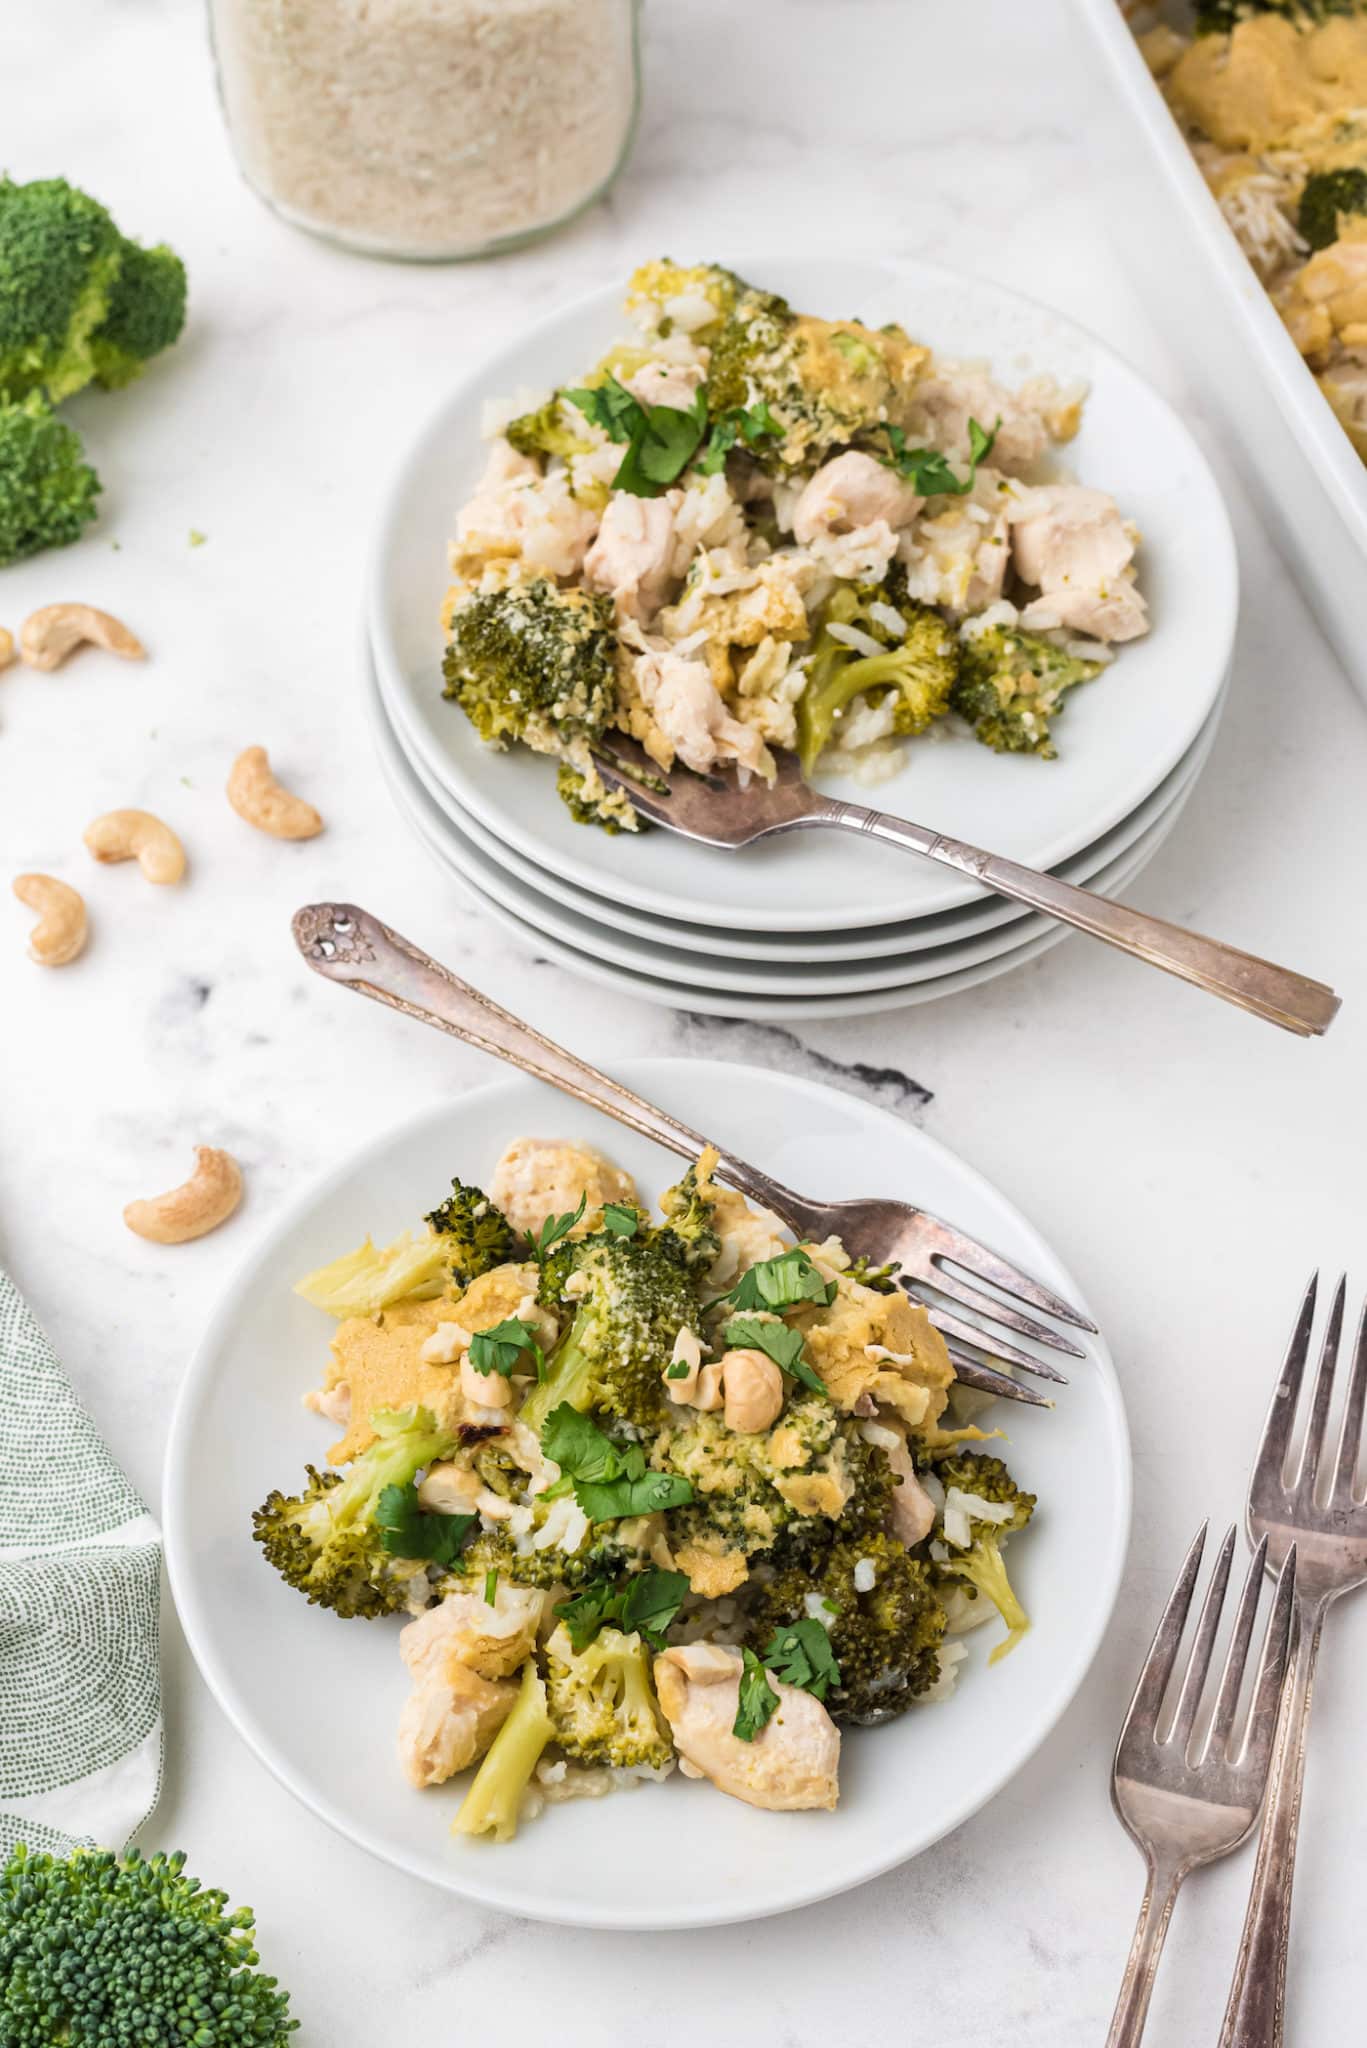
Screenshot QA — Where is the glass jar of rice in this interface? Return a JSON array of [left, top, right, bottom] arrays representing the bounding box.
[[208, 0, 641, 260]]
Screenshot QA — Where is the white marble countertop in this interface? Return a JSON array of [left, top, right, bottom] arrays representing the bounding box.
[[5, 0, 1367, 2038]]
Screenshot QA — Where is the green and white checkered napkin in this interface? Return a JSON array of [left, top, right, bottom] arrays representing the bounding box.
[[0, 1270, 162, 1860]]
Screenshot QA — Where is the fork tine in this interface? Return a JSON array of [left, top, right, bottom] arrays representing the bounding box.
[[1298, 1274, 1346, 1500], [916, 1267, 1088, 1359], [1234, 1544, 1298, 1771], [1117, 1523, 1208, 1751], [925, 1304, 1070, 1384], [1168, 1524, 1237, 1753], [1250, 1272, 1319, 1498], [1208, 1534, 1269, 1758], [920, 1220, 1098, 1332], [1333, 1295, 1367, 1503], [943, 1342, 1055, 1410]]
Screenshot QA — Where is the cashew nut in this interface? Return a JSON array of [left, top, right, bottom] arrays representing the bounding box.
[[460, 1351, 513, 1409], [227, 746, 324, 840], [0, 627, 14, 670], [84, 809, 186, 884], [13, 873, 88, 965], [665, 1326, 725, 1410], [20, 604, 146, 671], [720, 1348, 786, 1434], [123, 1146, 243, 1244]]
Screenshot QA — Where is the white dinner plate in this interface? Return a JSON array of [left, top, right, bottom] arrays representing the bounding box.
[[369, 254, 1236, 932], [163, 1062, 1130, 1928], [372, 636, 1226, 975]]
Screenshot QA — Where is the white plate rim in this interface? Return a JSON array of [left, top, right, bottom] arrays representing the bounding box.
[[163, 1059, 1131, 1928]]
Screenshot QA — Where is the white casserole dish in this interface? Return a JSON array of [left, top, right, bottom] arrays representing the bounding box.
[[1071, 0, 1367, 702]]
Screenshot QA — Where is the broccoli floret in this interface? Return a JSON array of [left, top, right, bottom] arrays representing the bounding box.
[[89, 237, 188, 388], [458, 1522, 635, 1595], [845, 1254, 900, 1293], [1195, 0, 1356, 29], [747, 1529, 946, 1723], [442, 578, 618, 757], [952, 624, 1101, 758], [656, 1156, 722, 1272], [556, 759, 641, 833], [252, 1405, 456, 1617], [658, 1400, 891, 1562], [1297, 168, 1367, 252], [504, 392, 599, 463], [544, 1621, 674, 1768], [0, 1844, 297, 2045], [452, 1655, 554, 1842], [0, 391, 100, 565], [930, 1449, 1036, 1664], [520, 1228, 701, 1434], [424, 1176, 520, 1286], [797, 573, 958, 774], [0, 176, 123, 402]]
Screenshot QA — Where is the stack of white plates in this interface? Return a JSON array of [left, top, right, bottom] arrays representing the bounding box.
[[366, 259, 1237, 1021]]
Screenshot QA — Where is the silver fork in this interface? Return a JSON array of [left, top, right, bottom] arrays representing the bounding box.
[[1107, 1524, 1297, 2048], [292, 900, 1098, 1408], [1218, 1276, 1367, 2047], [591, 740, 1340, 1039]]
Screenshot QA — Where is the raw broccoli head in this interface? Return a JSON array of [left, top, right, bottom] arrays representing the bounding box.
[[89, 238, 188, 388], [520, 1227, 702, 1433], [952, 624, 1101, 758], [930, 1448, 1036, 1664], [252, 1405, 456, 1617], [544, 1621, 674, 1768], [747, 1529, 947, 1723], [424, 1176, 520, 1286], [442, 578, 618, 756], [0, 391, 101, 565], [0, 175, 123, 402], [0, 1845, 297, 2046], [656, 1156, 722, 1273], [797, 570, 958, 774], [1297, 168, 1367, 252]]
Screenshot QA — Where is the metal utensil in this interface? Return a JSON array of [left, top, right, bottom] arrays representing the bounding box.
[[1219, 1276, 1367, 2047], [293, 900, 1098, 1406], [1106, 1523, 1296, 2048], [591, 740, 1340, 1039]]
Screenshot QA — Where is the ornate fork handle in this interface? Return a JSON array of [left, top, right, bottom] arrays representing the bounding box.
[[818, 801, 1340, 1039], [1107, 1852, 1187, 2048], [1219, 1592, 1329, 2047], [291, 902, 809, 1224]]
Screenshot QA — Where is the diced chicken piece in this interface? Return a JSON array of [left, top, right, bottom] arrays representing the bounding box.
[[303, 1381, 351, 1428], [654, 1644, 840, 1811], [400, 1583, 546, 1685], [490, 1138, 636, 1239], [899, 502, 1010, 616], [792, 451, 924, 545], [882, 1431, 937, 1547], [632, 648, 773, 778], [451, 437, 598, 584], [622, 358, 707, 414], [397, 1662, 516, 1789], [584, 491, 680, 622], [1009, 484, 1149, 644], [909, 364, 1080, 476]]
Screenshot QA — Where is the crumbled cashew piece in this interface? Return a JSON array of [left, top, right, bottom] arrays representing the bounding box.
[[720, 1347, 785, 1434], [227, 746, 324, 840], [84, 809, 186, 885], [461, 1351, 513, 1408], [19, 604, 145, 671], [0, 627, 14, 670], [421, 1321, 471, 1365], [124, 1146, 243, 1244], [13, 873, 87, 965]]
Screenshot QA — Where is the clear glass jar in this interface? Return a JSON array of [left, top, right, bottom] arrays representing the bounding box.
[[208, 0, 640, 261]]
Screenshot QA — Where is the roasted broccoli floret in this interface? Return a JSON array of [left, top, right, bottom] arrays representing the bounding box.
[[0, 391, 100, 565], [504, 392, 600, 463], [556, 759, 641, 834], [544, 1621, 674, 1768], [747, 1529, 946, 1723], [452, 1655, 554, 1842], [0, 175, 123, 401], [659, 1400, 892, 1563], [88, 237, 188, 388], [1298, 167, 1367, 251], [424, 1176, 520, 1286], [520, 1227, 702, 1433], [952, 624, 1101, 758], [442, 578, 618, 758], [797, 573, 958, 774], [0, 1844, 297, 2046], [252, 1404, 456, 1617], [458, 1521, 635, 1595], [930, 1449, 1036, 1664], [1195, 0, 1357, 31], [656, 1156, 722, 1272]]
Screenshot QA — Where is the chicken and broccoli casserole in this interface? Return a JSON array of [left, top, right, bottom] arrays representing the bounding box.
[[439, 260, 1150, 833], [1137, 1, 1367, 459], [255, 1137, 1038, 1841]]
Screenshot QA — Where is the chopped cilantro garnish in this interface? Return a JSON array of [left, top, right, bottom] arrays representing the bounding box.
[[539, 1402, 694, 1523], [531, 1192, 586, 1261], [375, 1483, 476, 1566], [724, 1314, 828, 1399], [734, 1648, 781, 1742], [483, 1568, 498, 1607], [721, 1249, 835, 1314], [563, 376, 708, 496], [600, 1202, 640, 1239], [761, 1618, 841, 1702], [876, 414, 998, 496], [555, 1567, 690, 1651], [467, 1317, 545, 1381]]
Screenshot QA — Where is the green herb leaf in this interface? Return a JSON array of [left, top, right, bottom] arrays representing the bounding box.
[[467, 1316, 545, 1380], [375, 1483, 476, 1566], [532, 1192, 587, 1261], [556, 1567, 690, 1652], [723, 1249, 835, 1314], [613, 386, 709, 497], [484, 1568, 498, 1607], [876, 414, 999, 497], [665, 1360, 691, 1380], [724, 1315, 829, 1399], [600, 1202, 640, 1240], [734, 1647, 781, 1742], [697, 399, 782, 475], [563, 378, 642, 444], [540, 1402, 632, 1483], [538, 1403, 694, 1520], [576, 1470, 695, 1522], [762, 1618, 841, 1702]]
